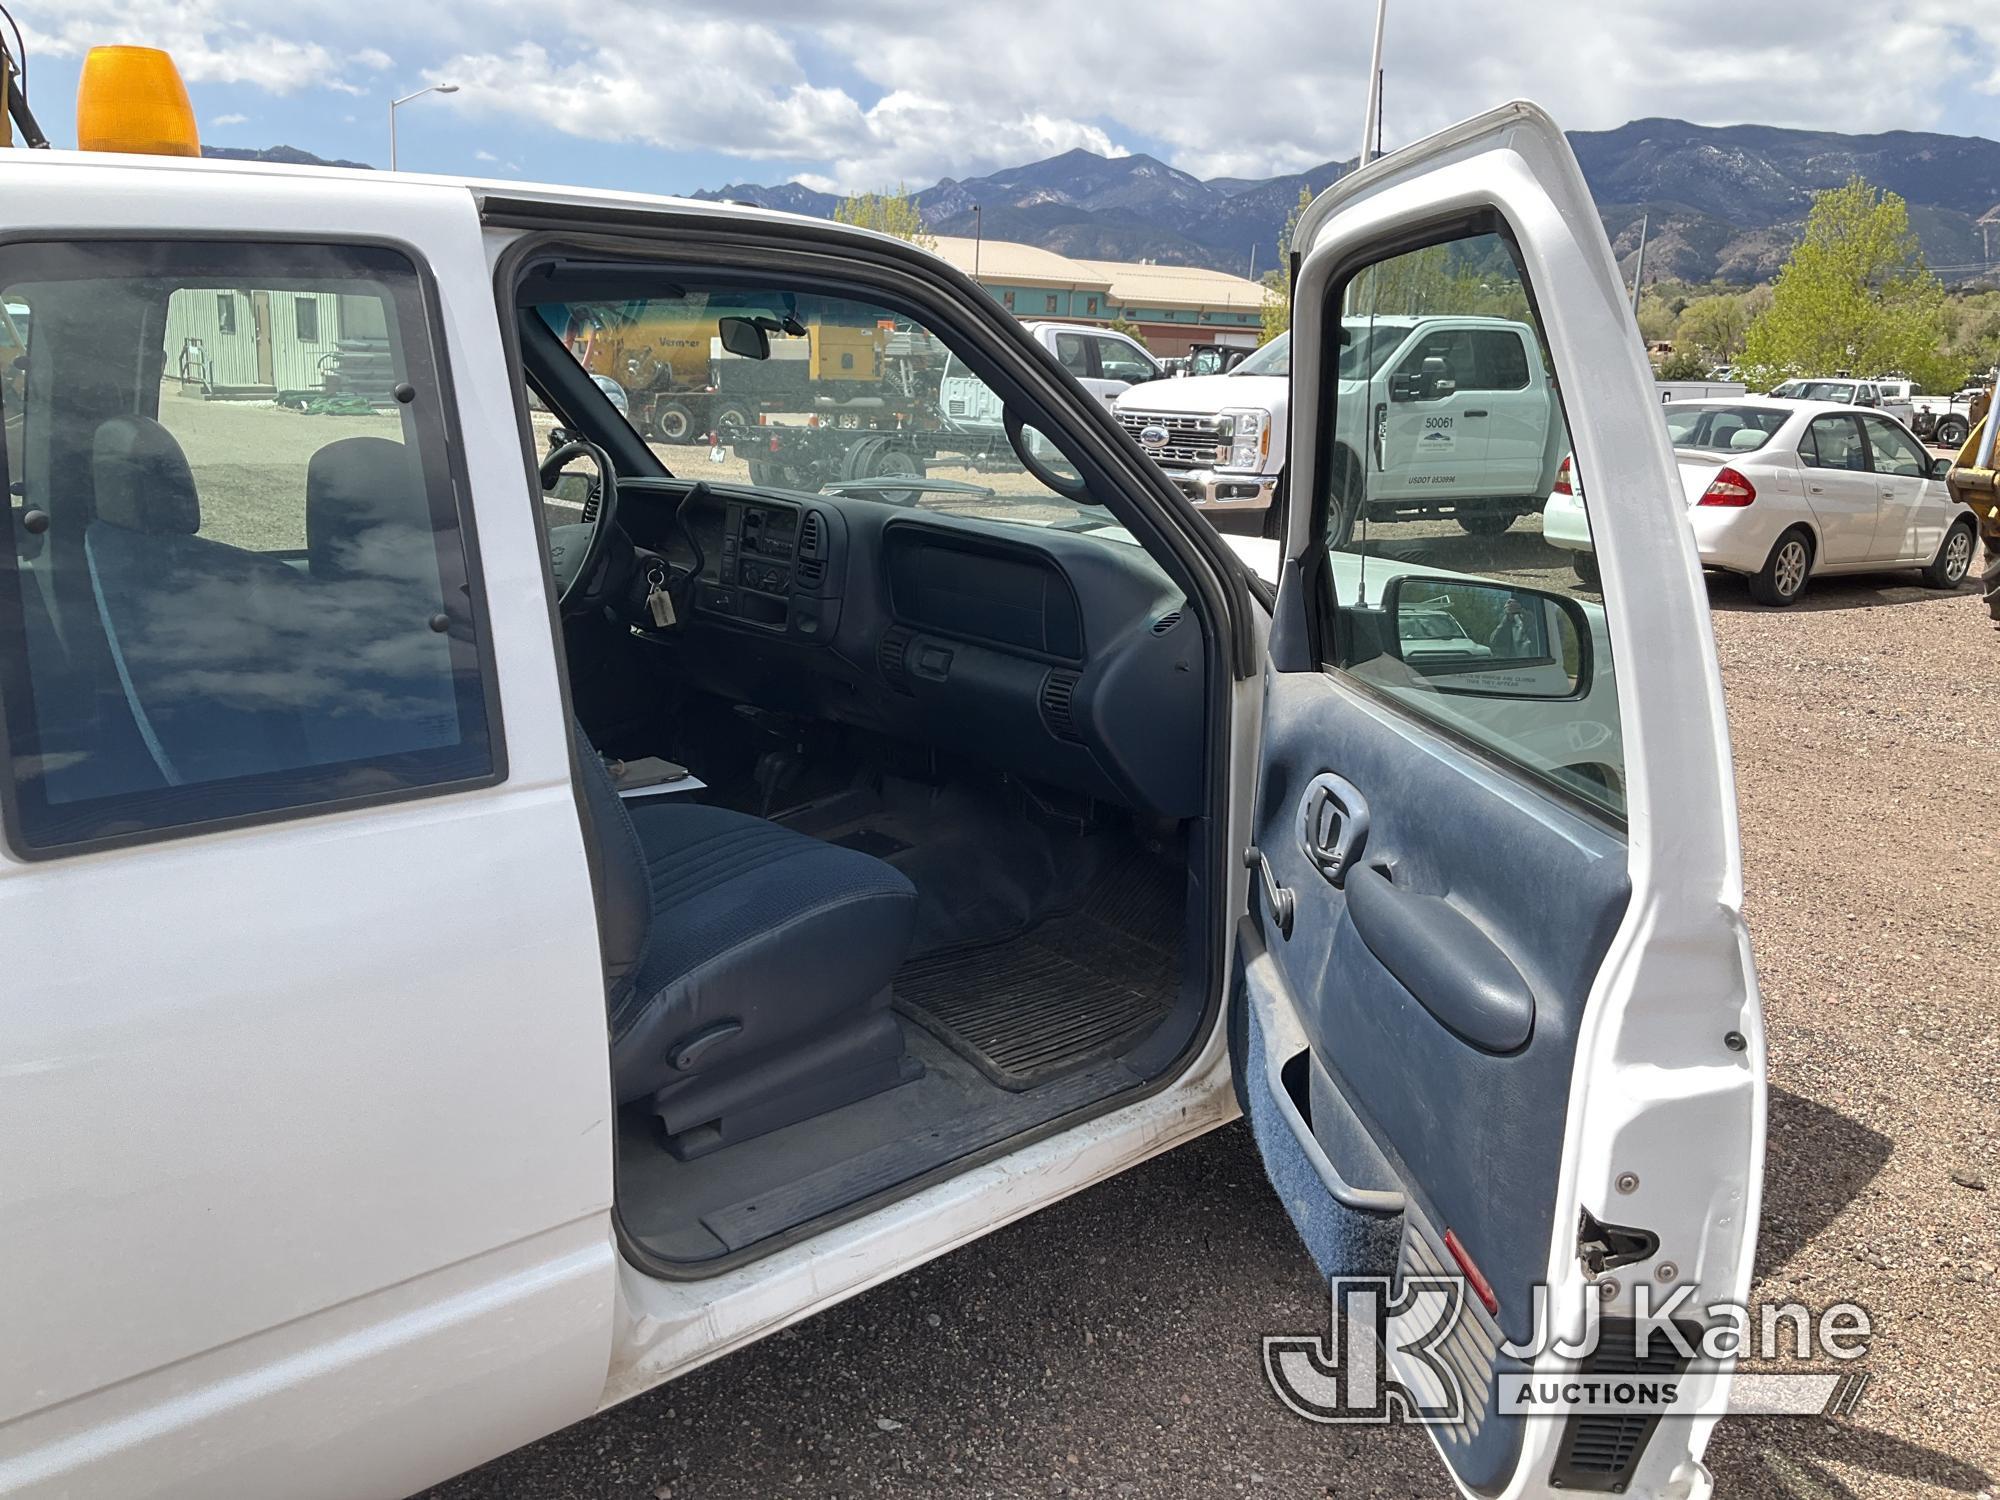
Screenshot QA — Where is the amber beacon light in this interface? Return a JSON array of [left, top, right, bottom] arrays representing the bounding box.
[[76, 47, 200, 157]]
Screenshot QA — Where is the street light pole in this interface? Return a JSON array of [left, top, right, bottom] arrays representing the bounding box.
[[972, 204, 982, 278], [388, 83, 459, 171]]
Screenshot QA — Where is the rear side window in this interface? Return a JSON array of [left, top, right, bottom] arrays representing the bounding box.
[[1803, 414, 1867, 471], [0, 240, 497, 855]]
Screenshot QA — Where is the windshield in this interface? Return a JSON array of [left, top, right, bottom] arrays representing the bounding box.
[[1228, 324, 1406, 383], [1664, 404, 1789, 452], [1229, 334, 1289, 377], [1797, 380, 1857, 403], [1400, 612, 1469, 641], [530, 285, 1118, 539]]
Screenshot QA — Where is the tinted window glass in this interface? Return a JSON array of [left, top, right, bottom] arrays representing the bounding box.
[[1317, 230, 1622, 820], [1664, 404, 1788, 453], [1053, 332, 1091, 376], [0, 241, 495, 854], [1806, 414, 1867, 471], [1468, 329, 1531, 391], [1860, 415, 1927, 477], [1094, 337, 1157, 383]]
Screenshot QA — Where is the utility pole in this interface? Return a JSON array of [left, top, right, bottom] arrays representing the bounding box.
[[1629, 213, 1649, 316], [972, 204, 982, 278]]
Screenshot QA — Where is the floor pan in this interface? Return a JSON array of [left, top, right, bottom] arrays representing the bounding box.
[[893, 852, 1184, 1090]]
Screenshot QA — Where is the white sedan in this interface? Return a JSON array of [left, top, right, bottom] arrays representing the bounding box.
[[1542, 399, 1978, 605]]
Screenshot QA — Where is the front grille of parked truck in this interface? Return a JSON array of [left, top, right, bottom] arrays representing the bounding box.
[[1117, 410, 1230, 469]]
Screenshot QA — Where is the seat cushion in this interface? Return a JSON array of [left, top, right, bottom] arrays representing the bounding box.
[[609, 801, 917, 1104]]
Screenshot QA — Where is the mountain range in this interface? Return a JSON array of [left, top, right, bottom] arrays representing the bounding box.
[[692, 120, 2000, 287]]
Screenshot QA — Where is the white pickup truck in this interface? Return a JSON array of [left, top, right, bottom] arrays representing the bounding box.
[[941, 319, 1165, 431], [1768, 377, 1916, 428], [2, 53, 1762, 1500], [1114, 315, 1566, 533]]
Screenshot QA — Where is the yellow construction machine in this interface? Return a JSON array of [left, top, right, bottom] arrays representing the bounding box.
[[1945, 385, 2000, 625]]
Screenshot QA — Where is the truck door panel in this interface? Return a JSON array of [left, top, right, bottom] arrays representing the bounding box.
[[1238, 106, 1761, 1498], [1378, 326, 1487, 497], [0, 169, 615, 1499], [1799, 413, 1881, 563]]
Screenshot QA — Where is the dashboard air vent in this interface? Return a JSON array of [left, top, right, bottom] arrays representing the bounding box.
[[878, 625, 916, 693], [1040, 669, 1083, 743], [1151, 608, 1184, 635], [796, 510, 826, 587]]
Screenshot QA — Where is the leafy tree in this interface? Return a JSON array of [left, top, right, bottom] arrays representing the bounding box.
[[1635, 291, 1677, 345], [1739, 176, 1959, 391], [1260, 187, 1313, 345], [1656, 347, 1709, 380], [834, 185, 936, 252], [1107, 313, 1144, 342], [1675, 294, 1749, 363]]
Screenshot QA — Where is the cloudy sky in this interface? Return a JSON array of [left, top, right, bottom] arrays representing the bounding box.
[[25, 1, 2000, 191]]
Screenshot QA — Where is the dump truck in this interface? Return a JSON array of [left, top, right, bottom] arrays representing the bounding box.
[[1945, 384, 2000, 625]]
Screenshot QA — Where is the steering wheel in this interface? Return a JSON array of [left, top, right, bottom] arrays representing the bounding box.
[[540, 438, 625, 614]]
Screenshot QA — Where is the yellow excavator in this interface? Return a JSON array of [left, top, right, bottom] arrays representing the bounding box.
[[1946, 385, 2000, 626]]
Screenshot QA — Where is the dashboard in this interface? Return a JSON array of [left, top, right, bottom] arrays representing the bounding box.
[[617, 479, 1207, 818]]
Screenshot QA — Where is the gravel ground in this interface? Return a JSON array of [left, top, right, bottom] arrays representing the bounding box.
[[424, 557, 1998, 1500]]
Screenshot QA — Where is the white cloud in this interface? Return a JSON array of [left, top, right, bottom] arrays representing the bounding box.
[[20, 0, 2000, 188], [210, 111, 248, 126], [24, 0, 384, 95]]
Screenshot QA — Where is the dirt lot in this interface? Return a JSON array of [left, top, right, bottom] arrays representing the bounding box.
[[417, 525, 1998, 1499]]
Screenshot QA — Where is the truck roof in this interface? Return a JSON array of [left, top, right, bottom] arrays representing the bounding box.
[[1335, 313, 1530, 329], [1, 145, 926, 254]]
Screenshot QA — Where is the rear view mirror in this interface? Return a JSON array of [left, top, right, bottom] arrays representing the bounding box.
[[717, 316, 771, 361], [1383, 575, 1590, 699]]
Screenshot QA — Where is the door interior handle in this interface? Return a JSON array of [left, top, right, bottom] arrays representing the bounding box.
[[1297, 772, 1369, 888]]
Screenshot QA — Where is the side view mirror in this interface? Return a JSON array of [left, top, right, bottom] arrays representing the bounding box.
[[717, 316, 771, 361], [1389, 355, 1455, 403], [1931, 455, 1954, 480], [1382, 574, 1591, 698]]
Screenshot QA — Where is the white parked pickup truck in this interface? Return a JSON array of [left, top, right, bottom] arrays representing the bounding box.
[[1115, 315, 1567, 534], [1, 53, 1762, 1500], [941, 319, 1165, 431]]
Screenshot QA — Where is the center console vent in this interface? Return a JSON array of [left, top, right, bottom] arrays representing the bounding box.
[[878, 625, 916, 694], [1039, 669, 1083, 743], [796, 510, 826, 588]]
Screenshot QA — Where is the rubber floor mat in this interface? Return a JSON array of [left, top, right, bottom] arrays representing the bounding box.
[[894, 853, 1183, 1090]]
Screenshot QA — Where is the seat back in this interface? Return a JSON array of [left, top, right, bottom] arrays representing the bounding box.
[[300, 435, 461, 763], [86, 415, 314, 785], [568, 720, 654, 1010]]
